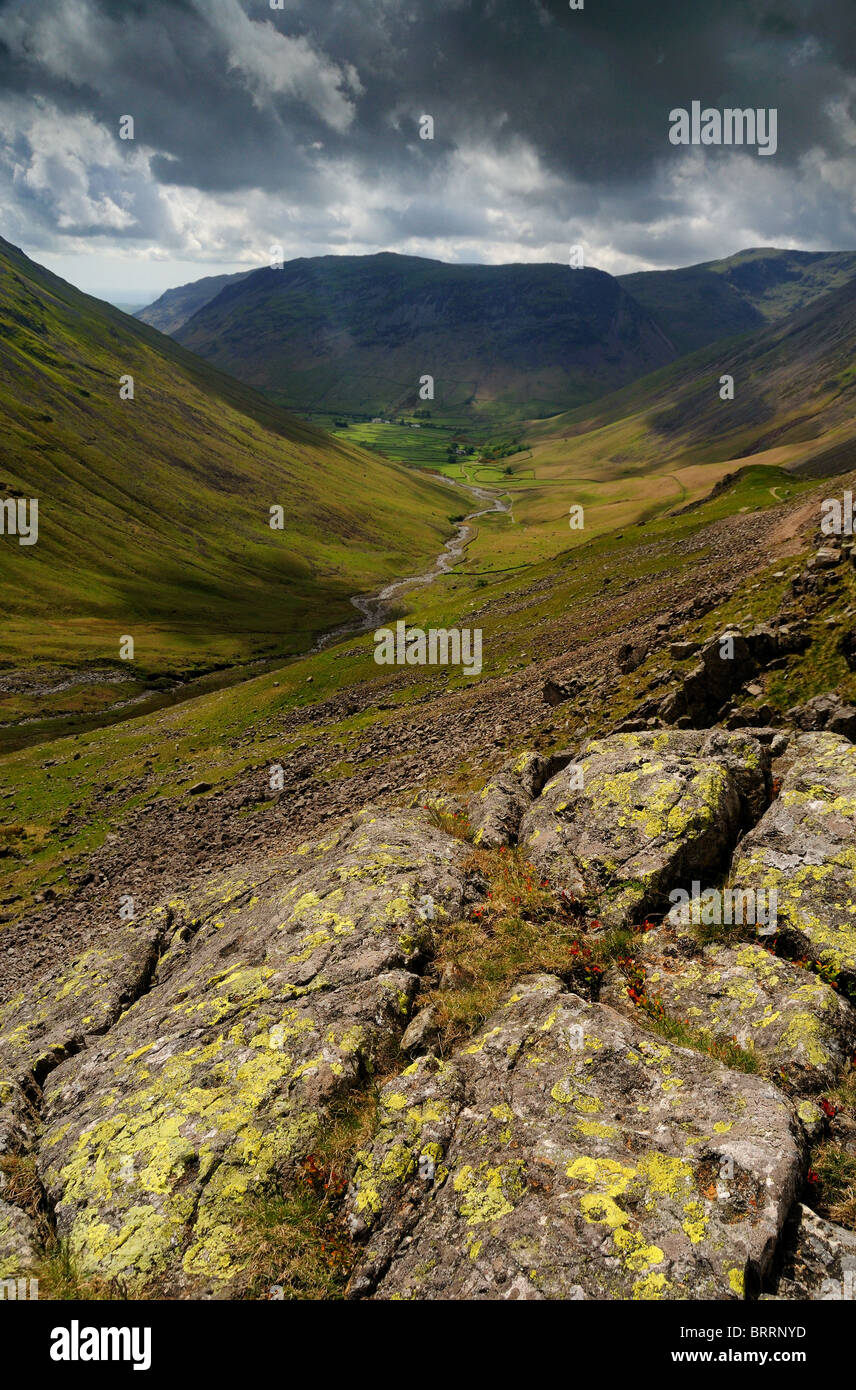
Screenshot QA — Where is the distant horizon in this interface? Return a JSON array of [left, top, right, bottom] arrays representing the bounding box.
[[14, 238, 856, 311], [4, 1, 854, 306]]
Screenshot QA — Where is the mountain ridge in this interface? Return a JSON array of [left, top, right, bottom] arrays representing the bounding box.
[[132, 247, 856, 430], [172, 252, 676, 425]]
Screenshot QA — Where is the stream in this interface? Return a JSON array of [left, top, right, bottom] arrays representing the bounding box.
[[312, 475, 513, 649], [2, 478, 511, 753]]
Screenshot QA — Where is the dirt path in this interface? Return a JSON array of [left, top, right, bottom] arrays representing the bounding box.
[[766, 498, 819, 553]]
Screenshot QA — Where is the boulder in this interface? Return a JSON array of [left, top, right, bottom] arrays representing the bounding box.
[[29, 810, 482, 1296], [0, 1199, 39, 1282], [813, 548, 843, 571], [543, 678, 579, 708], [617, 642, 647, 675], [680, 632, 755, 724], [468, 751, 562, 849], [731, 734, 856, 988], [400, 1002, 442, 1055], [786, 692, 856, 738], [346, 975, 805, 1300], [770, 1204, 856, 1300], [469, 765, 540, 850], [660, 630, 760, 728], [0, 915, 165, 1088], [518, 731, 766, 926], [0, 1068, 39, 1160], [829, 705, 856, 740], [602, 939, 856, 1095]]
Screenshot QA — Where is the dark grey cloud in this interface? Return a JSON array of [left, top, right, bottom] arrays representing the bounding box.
[[0, 0, 853, 288]]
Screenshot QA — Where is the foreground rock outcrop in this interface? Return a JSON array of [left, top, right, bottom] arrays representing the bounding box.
[[346, 975, 804, 1300], [1, 726, 854, 1300], [769, 1204, 856, 1300], [732, 733, 856, 988], [519, 731, 768, 925], [1, 809, 481, 1295], [602, 939, 856, 1095], [0, 1199, 38, 1280]]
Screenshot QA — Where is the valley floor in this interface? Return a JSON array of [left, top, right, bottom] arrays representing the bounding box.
[[2, 474, 850, 1000]]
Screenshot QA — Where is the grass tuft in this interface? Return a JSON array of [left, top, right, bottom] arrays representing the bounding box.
[[615, 957, 762, 1074]]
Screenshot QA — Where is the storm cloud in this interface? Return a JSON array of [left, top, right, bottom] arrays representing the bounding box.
[[0, 0, 854, 294]]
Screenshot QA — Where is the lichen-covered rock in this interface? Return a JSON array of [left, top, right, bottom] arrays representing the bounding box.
[[0, 1067, 39, 1159], [346, 975, 804, 1300], [518, 732, 765, 926], [469, 776, 531, 851], [731, 733, 856, 988], [400, 1002, 442, 1055], [0, 914, 165, 1086], [602, 939, 856, 1094], [770, 1204, 856, 1300], [695, 729, 771, 826], [0, 1199, 39, 1281], [33, 809, 481, 1296], [468, 752, 552, 849]]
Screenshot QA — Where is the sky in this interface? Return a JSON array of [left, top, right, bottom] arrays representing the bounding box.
[[0, 0, 854, 303]]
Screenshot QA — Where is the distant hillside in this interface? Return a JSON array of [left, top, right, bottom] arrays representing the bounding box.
[[0, 237, 455, 676], [526, 272, 856, 491], [172, 253, 676, 425], [136, 247, 856, 426], [135, 270, 253, 335], [618, 247, 856, 355]]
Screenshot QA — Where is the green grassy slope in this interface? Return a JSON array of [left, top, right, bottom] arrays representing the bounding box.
[[0, 460, 837, 924], [446, 272, 856, 564], [173, 253, 676, 427], [0, 237, 456, 681], [619, 247, 856, 355], [531, 272, 856, 472]]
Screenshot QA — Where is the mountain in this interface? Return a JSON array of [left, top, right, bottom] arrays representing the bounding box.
[[520, 271, 856, 503], [171, 253, 676, 425], [0, 237, 455, 683], [135, 247, 855, 428], [618, 247, 856, 356], [135, 270, 252, 335]]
